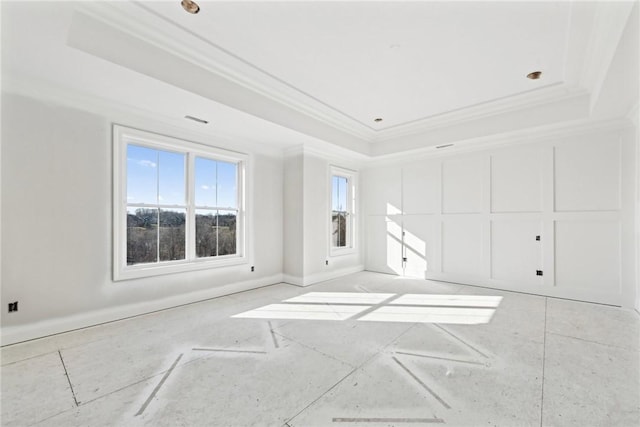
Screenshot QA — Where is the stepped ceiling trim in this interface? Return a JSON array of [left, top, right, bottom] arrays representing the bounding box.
[[72, 1, 620, 146]]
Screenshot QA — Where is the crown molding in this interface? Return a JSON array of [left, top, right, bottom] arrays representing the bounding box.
[[283, 144, 367, 168], [70, 1, 615, 148], [73, 2, 376, 141], [372, 84, 588, 142], [1, 72, 290, 159], [579, 1, 636, 112], [365, 117, 631, 167]]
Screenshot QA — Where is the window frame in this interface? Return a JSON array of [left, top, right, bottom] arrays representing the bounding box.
[[329, 166, 357, 257], [113, 125, 248, 281]]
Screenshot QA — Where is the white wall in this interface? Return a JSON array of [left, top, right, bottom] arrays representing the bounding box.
[[283, 150, 364, 285], [283, 154, 304, 280], [364, 126, 636, 307], [1, 93, 284, 343], [635, 118, 640, 312]]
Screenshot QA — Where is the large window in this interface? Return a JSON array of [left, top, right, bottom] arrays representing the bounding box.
[[330, 167, 356, 255], [114, 126, 246, 280]]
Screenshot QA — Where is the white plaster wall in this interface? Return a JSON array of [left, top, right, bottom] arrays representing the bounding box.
[[303, 154, 363, 283], [282, 150, 363, 286], [283, 154, 304, 280], [592, 3, 638, 121], [635, 121, 640, 312], [303, 154, 329, 278], [1, 93, 284, 342]]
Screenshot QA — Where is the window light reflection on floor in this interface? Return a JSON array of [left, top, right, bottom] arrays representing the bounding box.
[[358, 306, 496, 324], [283, 292, 394, 305], [389, 294, 503, 308], [232, 303, 370, 321], [232, 292, 503, 325]]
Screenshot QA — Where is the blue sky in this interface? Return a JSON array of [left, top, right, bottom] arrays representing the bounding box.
[[332, 175, 347, 212], [127, 145, 237, 209]]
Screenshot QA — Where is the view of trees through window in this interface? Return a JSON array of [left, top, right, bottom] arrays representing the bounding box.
[[195, 212, 237, 257], [332, 175, 349, 247], [127, 208, 185, 264], [126, 144, 238, 266]]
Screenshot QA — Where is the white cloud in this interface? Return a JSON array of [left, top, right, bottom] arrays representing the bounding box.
[[201, 185, 210, 190], [137, 160, 157, 168]]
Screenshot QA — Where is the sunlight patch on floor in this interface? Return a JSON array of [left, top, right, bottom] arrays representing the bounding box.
[[233, 292, 502, 324]]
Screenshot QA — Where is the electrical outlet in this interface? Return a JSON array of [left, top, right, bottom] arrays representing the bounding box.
[[251, 266, 255, 272], [8, 301, 18, 313], [325, 260, 329, 266], [536, 270, 543, 276]]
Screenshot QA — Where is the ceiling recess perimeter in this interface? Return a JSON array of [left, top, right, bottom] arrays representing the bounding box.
[[139, 1, 570, 129]]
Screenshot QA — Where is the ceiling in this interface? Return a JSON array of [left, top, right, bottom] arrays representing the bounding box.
[[141, 1, 569, 130], [1, 1, 635, 157]]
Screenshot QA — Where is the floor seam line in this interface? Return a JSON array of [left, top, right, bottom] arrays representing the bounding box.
[[284, 322, 417, 425], [58, 349, 80, 407], [1, 349, 60, 367], [432, 324, 489, 359], [273, 330, 354, 367], [268, 321, 280, 349], [392, 356, 451, 409], [135, 353, 184, 416], [545, 331, 637, 351], [285, 365, 360, 424]]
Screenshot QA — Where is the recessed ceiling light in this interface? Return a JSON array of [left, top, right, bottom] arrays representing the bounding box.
[[374, 118, 383, 122], [181, 0, 200, 14], [185, 115, 208, 124], [527, 71, 542, 80]]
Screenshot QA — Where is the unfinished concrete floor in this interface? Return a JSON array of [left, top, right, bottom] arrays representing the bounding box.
[[2, 272, 639, 426]]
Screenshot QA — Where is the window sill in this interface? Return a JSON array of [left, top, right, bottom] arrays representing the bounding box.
[[329, 247, 356, 257], [114, 255, 248, 281]]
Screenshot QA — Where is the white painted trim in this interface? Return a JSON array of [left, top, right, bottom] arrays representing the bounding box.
[[364, 117, 631, 167], [112, 125, 249, 281], [282, 274, 304, 287], [283, 144, 367, 169], [372, 85, 589, 142], [329, 166, 357, 257], [425, 271, 623, 307], [282, 265, 365, 287], [579, 1, 636, 112], [72, 3, 375, 141], [70, 2, 614, 146], [0, 274, 284, 346], [2, 73, 288, 158]]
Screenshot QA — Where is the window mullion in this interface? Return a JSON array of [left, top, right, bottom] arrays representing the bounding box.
[[156, 151, 161, 263], [116, 125, 246, 281], [186, 152, 195, 261]]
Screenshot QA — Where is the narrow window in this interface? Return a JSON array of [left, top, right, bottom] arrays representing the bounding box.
[[330, 167, 357, 255], [332, 175, 349, 247]]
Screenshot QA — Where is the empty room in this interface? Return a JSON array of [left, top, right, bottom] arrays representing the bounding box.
[[1, 1, 639, 426]]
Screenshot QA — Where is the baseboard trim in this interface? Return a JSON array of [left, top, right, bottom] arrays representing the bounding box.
[[282, 274, 304, 287], [1, 274, 284, 346], [302, 264, 365, 286], [282, 265, 365, 287]]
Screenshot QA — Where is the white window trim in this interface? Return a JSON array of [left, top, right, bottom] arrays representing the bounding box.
[[329, 165, 357, 257], [113, 125, 249, 281]]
